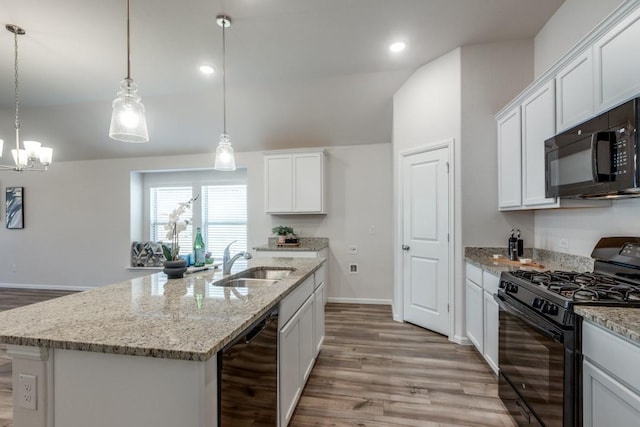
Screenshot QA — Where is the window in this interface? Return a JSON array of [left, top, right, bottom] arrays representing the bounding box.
[[203, 184, 248, 269], [148, 181, 247, 268], [150, 186, 193, 256]]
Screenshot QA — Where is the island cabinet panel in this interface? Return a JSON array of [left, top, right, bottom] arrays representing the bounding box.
[[279, 310, 302, 427], [582, 321, 640, 427], [313, 280, 326, 355], [52, 349, 217, 427], [594, 6, 640, 112], [299, 296, 315, 382]]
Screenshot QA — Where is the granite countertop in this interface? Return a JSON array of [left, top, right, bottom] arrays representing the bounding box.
[[254, 237, 329, 252], [0, 257, 325, 362], [465, 247, 594, 276], [575, 306, 640, 344]]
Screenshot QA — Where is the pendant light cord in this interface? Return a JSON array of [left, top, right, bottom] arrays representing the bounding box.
[[222, 17, 227, 135], [126, 0, 131, 80], [14, 28, 20, 153]]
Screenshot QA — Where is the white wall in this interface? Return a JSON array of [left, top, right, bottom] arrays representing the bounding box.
[[533, 0, 635, 256], [393, 48, 462, 337], [460, 40, 536, 249], [534, 0, 625, 77], [393, 41, 539, 343], [0, 143, 393, 304]]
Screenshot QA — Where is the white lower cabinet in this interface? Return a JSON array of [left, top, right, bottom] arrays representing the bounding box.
[[465, 277, 483, 351], [313, 281, 325, 355], [278, 265, 326, 427], [299, 297, 315, 382], [482, 271, 499, 374], [582, 320, 640, 427], [465, 262, 499, 374], [279, 311, 302, 427]]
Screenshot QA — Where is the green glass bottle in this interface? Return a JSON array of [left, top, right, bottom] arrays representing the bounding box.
[[193, 227, 206, 267]]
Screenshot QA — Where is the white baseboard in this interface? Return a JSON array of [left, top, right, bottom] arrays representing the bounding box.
[[327, 297, 393, 306], [0, 283, 93, 292], [451, 335, 472, 346]]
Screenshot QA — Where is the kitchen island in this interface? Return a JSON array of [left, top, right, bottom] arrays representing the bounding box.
[[0, 257, 325, 427]]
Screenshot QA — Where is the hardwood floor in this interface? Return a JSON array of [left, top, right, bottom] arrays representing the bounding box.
[[0, 288, 76, 427], [0, 294, 515, 427], [290, 303, 516, 427]]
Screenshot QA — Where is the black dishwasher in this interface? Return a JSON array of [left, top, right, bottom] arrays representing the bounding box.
[[218, 306, 279, 426]]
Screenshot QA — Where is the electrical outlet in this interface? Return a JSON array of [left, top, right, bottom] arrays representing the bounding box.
[[348, 245, 358, 255], [18, 373, 36, 410], [368, 225, 376, 235], [349, 264, 359, 274], [559, 238, 569, 249], [10, 263, 16, 273]]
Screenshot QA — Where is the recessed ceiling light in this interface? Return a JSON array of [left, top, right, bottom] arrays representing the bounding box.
[[389, 42, 406, 53], [199, 65, 215, 75]]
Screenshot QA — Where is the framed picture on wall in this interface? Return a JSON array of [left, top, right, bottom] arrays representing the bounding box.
[[6, 187, 24, 229]]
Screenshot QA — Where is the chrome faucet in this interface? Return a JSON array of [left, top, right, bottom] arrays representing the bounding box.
[[222, 240, 252, 275]]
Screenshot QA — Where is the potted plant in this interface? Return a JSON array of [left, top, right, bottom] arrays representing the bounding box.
[[161, 195, 198, 278], [272, 225, 295, 244]]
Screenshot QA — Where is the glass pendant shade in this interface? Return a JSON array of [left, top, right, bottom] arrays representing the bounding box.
[[39, 147, 53, 166], [23, 140, 41, 160], [109, 79, 149, 143], [11, 149, 27, 167], [214, 133, 236, 171]]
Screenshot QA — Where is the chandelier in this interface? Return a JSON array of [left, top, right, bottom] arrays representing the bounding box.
[[0, 25, 53, 172]]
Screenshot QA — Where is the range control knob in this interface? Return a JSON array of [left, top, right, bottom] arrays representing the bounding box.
[[548, 305, 559, 316], [541, 302, 550, 314], [533, 298, 543, 309]]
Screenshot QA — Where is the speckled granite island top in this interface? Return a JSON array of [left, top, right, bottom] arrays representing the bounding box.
[[575, 306, 640, 344], [0, 257, 325, 362]]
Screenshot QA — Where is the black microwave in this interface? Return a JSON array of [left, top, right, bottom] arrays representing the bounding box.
[[545, 97, 640, 199]]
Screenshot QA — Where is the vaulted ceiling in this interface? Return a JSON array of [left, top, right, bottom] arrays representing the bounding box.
[[0, 0, 564, 162]]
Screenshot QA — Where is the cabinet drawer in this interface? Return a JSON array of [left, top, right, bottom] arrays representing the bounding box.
[[314, 264, 326, 288], [482, 271, 500, 295], [466, 263, 483, 285], [582, 321, 640, 394], [279, 276, 314, 327]]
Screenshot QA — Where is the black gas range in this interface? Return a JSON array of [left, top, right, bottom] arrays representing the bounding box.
[[496, 237, 640, 427]]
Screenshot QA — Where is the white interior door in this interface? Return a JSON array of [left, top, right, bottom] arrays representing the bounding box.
[[402, 146, 450, 336]]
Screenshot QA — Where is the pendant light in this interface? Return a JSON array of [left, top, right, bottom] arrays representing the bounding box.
[[214, 15, 236, 171], [0, 25, 53, 172], [109, 0, 149, 143]]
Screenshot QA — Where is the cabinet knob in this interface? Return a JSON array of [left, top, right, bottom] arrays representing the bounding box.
[[402, 245, 410, 251]]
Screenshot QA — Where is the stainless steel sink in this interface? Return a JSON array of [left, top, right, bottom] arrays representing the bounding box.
[[215, 278, 278, 288], [236, 268, 294, 280], [213, 268, 294, 288]]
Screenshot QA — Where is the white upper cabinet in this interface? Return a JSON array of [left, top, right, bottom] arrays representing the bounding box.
[[555, 51, 594, 132], [522, 80, 557, 207], [264, 150, 326, 214], [497, 107, 522, 210], [594, 6, 640, 112]]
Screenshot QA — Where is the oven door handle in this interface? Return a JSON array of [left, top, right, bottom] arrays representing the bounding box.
[[494, 293, 564, 344]]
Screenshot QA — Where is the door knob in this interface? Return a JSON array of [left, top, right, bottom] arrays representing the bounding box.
[[402, 245, 410, 251]]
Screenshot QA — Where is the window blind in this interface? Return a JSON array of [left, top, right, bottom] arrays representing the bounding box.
[[202, 184, 248, 269], [150, 186, 193, 256]]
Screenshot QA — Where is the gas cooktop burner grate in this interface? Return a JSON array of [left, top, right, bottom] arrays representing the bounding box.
[[510, 270, 640, 302]]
